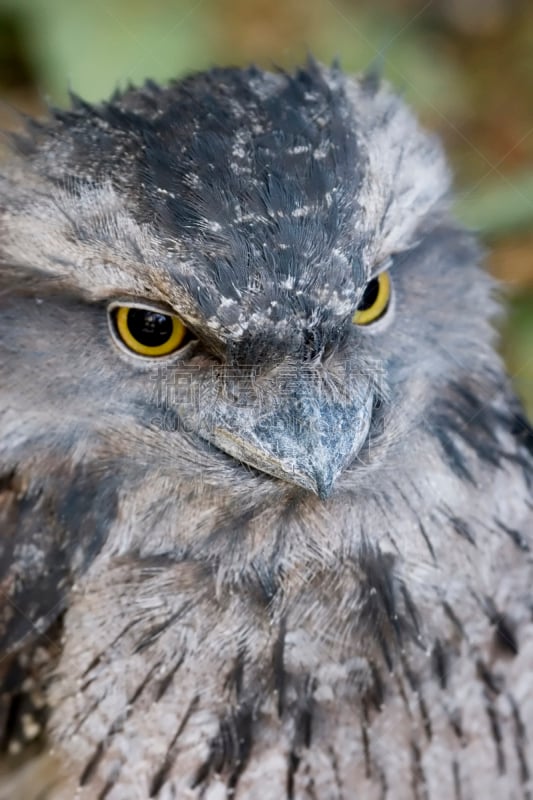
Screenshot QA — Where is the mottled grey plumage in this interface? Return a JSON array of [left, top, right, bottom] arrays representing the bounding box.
[[0, 60, 532, 800]]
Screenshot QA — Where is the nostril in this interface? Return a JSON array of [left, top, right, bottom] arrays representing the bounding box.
[[302, 330, 322, 362], [302, 324, 348, 363], [322, 342, 336, 362], [305, 348, 322, 362]]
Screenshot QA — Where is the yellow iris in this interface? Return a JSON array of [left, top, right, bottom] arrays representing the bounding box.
[[114, 306, 188, 357], [352, 272, 391, 326]]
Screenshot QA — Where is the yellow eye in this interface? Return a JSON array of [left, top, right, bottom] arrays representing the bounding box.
[[352, 272, 391, 326], [113, 306, 188, 357]]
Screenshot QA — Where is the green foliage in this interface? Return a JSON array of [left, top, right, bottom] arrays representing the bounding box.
[[455, 171, 533, 238], [503, 293, 533, 419]]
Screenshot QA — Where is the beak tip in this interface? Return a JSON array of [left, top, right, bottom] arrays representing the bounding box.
[[313, 469, 337, 500]]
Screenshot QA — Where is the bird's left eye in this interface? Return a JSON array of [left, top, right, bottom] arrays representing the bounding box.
[[352, 272, 391, 326], [112, 306, 189, 357]]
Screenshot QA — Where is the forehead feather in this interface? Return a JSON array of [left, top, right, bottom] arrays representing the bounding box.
[[2, 61, 449, 336]]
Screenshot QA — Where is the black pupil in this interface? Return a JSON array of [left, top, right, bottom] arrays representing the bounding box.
[[126, 309, 173, 347], [357, 278, 380, 311]]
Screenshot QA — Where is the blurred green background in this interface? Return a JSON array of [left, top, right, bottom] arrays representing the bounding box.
[[0, 0, 531, 416]]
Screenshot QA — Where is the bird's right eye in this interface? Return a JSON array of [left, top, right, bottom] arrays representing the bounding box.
[[111, 305, 190, 357]]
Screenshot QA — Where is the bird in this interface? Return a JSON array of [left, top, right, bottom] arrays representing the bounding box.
[[0, 58, 531, 800]]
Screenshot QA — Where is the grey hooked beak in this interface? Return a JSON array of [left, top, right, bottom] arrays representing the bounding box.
[[194, 369, 374, 499]]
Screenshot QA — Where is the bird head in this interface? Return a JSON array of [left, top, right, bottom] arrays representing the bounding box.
[[0, 61, 496, 516]]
